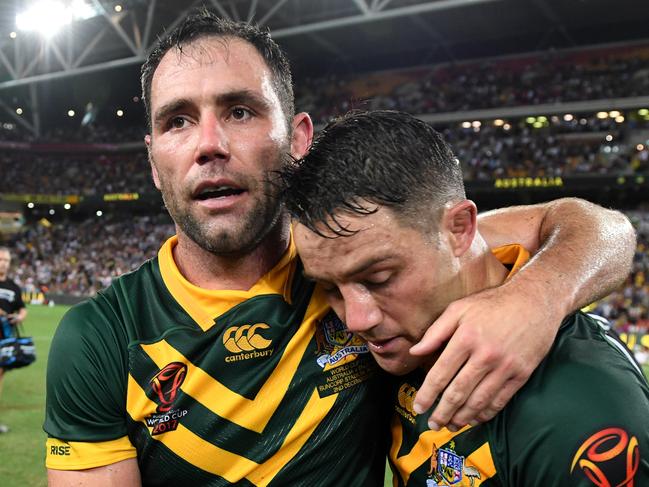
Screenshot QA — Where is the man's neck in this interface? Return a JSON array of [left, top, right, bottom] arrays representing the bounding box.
[[0, 273, 6, 281], [459, 232, 510, 297], [172, 218, 292, 291]]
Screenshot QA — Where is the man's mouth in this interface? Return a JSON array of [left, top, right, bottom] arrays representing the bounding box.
[[194, 185, 246, 200], [366, 336, 399, 354]]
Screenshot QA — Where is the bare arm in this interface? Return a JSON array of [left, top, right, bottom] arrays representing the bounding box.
[[411, 198, 635, 430], [9, 307, 27, 325], [48, 459, 142, 487], [478, 197, 635, 307]]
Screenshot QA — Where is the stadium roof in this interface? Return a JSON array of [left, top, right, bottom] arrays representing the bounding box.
[[0, 0, 647, 133]]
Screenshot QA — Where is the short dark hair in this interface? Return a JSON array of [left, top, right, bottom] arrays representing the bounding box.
[[141, 10, 294, 130], [282, 110, 465, 237]]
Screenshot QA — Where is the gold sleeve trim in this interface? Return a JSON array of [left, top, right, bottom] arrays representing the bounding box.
[[46, 436, 137, 470]]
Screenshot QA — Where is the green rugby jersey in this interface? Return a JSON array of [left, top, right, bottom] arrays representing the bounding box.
[[45, 236, 388, 486], [389, 310, 649, 486]]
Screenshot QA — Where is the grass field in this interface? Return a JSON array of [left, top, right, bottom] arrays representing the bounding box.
[[0, 305, 68, 486], [1, 305, 647, 486]]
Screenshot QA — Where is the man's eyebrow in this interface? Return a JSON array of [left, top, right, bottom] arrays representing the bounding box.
[[302, 255, 391, 282], [215, 90, 271, 111], [153, 90, 272, 127], [153, 98, 191, 126], [343, 255, 392, 278]]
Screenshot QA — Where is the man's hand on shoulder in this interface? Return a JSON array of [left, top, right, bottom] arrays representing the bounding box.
[[410, 278, 557, 430]]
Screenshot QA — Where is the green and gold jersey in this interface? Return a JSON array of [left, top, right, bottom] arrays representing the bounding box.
[[45, 236, 388, 486], [388, 249, 649, 486]]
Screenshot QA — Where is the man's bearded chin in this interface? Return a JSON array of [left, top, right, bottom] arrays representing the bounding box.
[[159, 168, 288, 258]]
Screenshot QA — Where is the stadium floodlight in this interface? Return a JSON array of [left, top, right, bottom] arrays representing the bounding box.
[[461, 121, 471, 128], [638, 144, 645, 151], [67, 109, 75, 117], [638, 109, 649, 116], [116, 109, 124, 117], [493, 119, 504, 126], [596, 111, 608, 119], [9, 31, 17, 39], [609, 110, 621, 118], [64, 203, 71, 210], [563, 114, 574, 121], [16, 0, 99, 38], [27, 202, 35, 209], [15, 108, 23, 115], [615, 115, 625, 123], [525, 116, 536, 124]]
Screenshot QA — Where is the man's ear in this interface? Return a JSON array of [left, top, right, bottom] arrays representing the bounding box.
[[443, 200, 478, 257], [290, 112, 314, 159], [145, 134, 162, 190]]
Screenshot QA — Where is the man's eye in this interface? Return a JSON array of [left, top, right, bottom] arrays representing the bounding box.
[[365, 272, 392, 287], [168, 117, 187, 129], [231, 107, 252, 121]]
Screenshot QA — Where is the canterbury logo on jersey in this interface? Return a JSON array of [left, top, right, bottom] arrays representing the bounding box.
[[396, 383, 418, 424], [223, 323, 274, 363]]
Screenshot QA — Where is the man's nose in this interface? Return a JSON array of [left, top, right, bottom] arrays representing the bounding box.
[[196, 114, 230, 164], [340, 284, 382, 333]]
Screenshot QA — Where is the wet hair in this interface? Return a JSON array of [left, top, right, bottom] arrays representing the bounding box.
[[281, 110, 465, 237], [141, 9, 294, 130]]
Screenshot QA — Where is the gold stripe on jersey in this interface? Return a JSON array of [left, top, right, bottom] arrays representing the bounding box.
[[46, 436, 137, 470], [126, 374, 336, 484], [465, 442, 497, 480], [126, 374, 159, 423], [246, 389, 337, 486], [158, 235, 298, 331], [135, 291, 325, 433], [390, 415, 471, 485]]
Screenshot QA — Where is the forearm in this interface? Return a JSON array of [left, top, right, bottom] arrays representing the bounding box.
[[16, 307, 27, 323], [497, 198, 635, 318]]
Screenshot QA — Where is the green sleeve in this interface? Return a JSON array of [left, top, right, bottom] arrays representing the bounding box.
[[495, 319, 649, 486], [43, 297, 130, 441]]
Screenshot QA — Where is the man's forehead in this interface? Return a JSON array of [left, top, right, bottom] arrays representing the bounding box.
[[158, 36, 267, 73]]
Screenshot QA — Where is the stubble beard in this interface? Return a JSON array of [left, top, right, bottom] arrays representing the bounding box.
[[156, 155, 288, 258]]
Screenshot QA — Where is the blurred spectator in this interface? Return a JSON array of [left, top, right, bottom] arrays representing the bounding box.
[[8, 215, 173, 297]]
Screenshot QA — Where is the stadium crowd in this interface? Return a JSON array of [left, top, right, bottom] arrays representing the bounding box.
[[0, 113, 647, 196], [297, 44, 649, 123], [8, 215, 173, 297]]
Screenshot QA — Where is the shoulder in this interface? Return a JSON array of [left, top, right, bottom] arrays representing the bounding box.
[[493, 312, 649, 485]]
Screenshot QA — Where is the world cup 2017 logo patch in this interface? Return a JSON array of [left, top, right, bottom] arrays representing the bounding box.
[[150, 362, 186, 413], [571, 427, 640, 486], [145, 362, 189, 435]]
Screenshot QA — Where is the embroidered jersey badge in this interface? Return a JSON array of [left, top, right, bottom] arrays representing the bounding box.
[[315, 311, 369, 369], [146, 362, 189, 435]]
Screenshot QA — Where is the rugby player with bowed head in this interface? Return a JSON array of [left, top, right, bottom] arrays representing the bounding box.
[[45, 11, 636, 486], [283, 110, 649, 486]]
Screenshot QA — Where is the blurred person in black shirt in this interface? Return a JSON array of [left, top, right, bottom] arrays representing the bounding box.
[[0, 246, 27, 434]]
